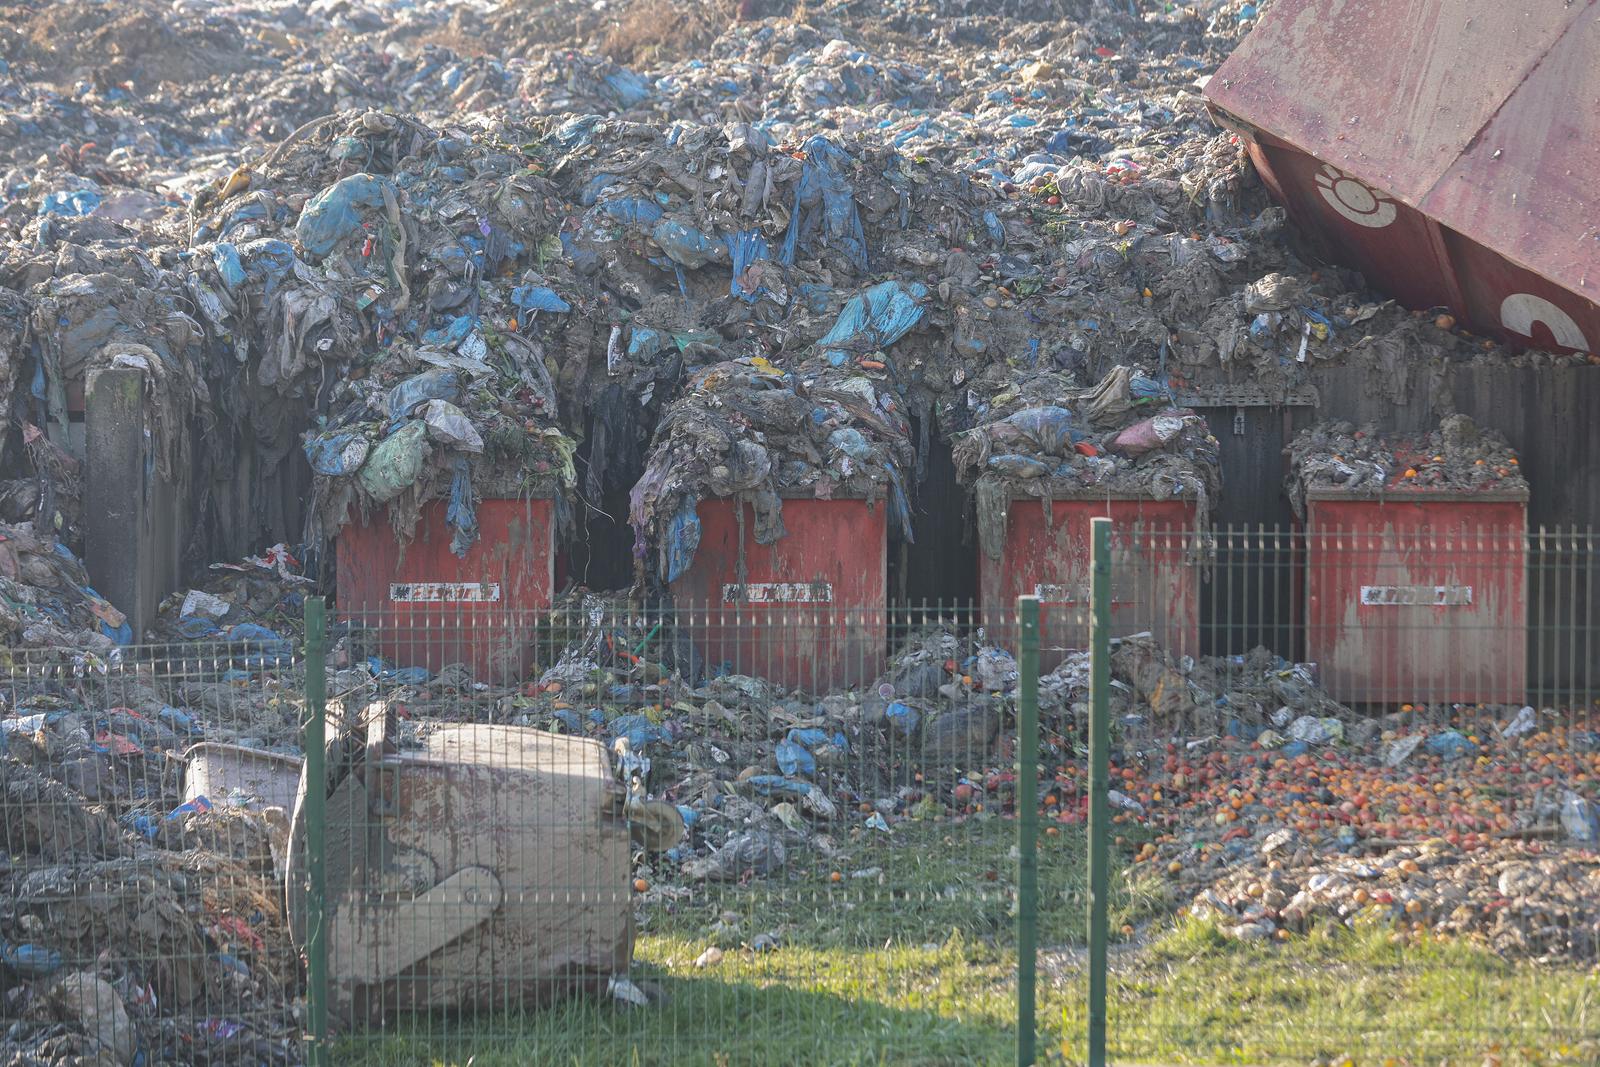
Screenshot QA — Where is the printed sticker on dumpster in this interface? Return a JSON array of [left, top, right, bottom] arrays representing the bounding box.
[[389, 582, 502, 603], [1359, 585, 1473, 607], [1034, 584, 1127, 605], [722, 582, 834, 604]]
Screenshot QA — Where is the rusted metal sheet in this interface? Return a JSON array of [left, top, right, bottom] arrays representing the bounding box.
[[335, 497, 555, 682], [1304, 491, 1527, 703], [979, 497, 1199, 666], [1207, 0, 1600, 353], [670, 497, 887, 691]]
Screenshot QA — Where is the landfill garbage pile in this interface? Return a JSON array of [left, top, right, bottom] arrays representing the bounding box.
[[173, 108, 582, 556], [153, 543, 313, 646], [951, 365, 1221, 558], [1286, 413, 1527, 516], [0, 672, 303, 1064], [0, 521, 131, 650]]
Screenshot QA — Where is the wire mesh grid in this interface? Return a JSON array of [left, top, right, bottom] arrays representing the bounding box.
[[1, 520, 1596, 1066]]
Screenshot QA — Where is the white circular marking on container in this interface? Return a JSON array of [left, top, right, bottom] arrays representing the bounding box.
[[1500, 293, 1591, 352], [1313, 164, 1397, 228]]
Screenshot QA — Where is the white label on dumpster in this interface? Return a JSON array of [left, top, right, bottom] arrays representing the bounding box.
[[1034, 584, 1080, 603], [722, 582, 833, 604], [389, 581, 502, 603], [1359, 585, 1472, 607]]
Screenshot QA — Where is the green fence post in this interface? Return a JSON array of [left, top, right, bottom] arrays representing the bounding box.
[[303, 597, 329, 1067], [1087, 518, 1111, 1067], [1017, 594, 1041, 1067]]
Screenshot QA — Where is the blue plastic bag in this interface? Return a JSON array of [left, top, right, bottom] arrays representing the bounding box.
[[652, 219, 723, 268], [386, 368, 460, 421], [775, 739, 815, 778], [662, 499, 702, 583], [295, 173, 391, 257], [1002, 406, 1082, 455], [781, 135, 868, 272], [610, 713, 665, 749], [304, 432, 370, 476], [38, 189, 101, 217], [885, 702, 921, 734], [447, 458, 478, 557], [815, 280, 927, 365], [510, 286, 570, 313], [211, 242, 246, 290]]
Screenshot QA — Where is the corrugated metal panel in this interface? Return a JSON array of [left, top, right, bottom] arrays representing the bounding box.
[[336, 497, 556, 682], [670, 497, 887, 690], [979, 497, 1198, 666], [1304, 492, 1527, 702], [1207, 0, 1600, 352]]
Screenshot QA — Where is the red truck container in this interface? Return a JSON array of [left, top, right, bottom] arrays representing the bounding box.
[[1205, 0, 1600, 356], [669, 496, 887, 692], [336, 497, 555, 683], [1304, 489, 1528, 704], [979, 495, 1199, 666]]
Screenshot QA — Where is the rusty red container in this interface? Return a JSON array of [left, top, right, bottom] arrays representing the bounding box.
[[979, 496, 1199, 666], [669, 496, 887, 692], [336, 497, 555, 683], [1206, 0, 1600, 355], [1304, 490, 1528, 704]]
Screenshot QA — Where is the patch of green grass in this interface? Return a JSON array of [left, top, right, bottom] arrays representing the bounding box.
[[329, 820, 1599, 1066]]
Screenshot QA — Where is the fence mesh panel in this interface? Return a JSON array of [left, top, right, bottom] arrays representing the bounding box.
[[2, 523, 1596, 1065]]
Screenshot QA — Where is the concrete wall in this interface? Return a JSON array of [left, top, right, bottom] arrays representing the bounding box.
[[85, 367, 184, 639]]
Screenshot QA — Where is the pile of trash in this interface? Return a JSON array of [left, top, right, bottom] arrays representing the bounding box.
[[952, 366, 1220, 558], [630, 351, 915, 583], [0, 671, 302, 1063], [1286, 413, 1526, 516], [1190, 839, 1600, 962]]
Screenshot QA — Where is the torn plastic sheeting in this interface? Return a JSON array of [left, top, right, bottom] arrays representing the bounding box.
[[387, 368, 461, 421], [447, 458, 478, 557], [663, 498, 701, 583], [780, 135, 868, 273], [211, 243, 246, 290], [887, 464, 915, 544], [987, 454, 1051, 477], [358, 420, 429, 504], [745, 775, 815, 799], [628, 327, 664, 361], [304, 431, 370, 476], [422, 315, 475, 348], [1110, 413, 1189, 457], [600, 196, 664, 226], [726, 230, 770, 302], [815, 280, 927, 366], [610, 713, 665, 749], [422, 399, 484, 453], [294, 172, 393, 258], [1001, 406, 1084, 455], [509, 285, 570, 313], [652, 219, 725, 269], [579, 173, 618, 206], [775, 738, 815, 778], [603, 67, 653, 107], [38, 189, 102, 217]]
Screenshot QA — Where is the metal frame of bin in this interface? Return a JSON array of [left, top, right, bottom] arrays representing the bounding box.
[[979, 494, 1200, 667], [335, 495, 556, 683], [668, 494, 887, 692], [1303, 488, 1528, 705]]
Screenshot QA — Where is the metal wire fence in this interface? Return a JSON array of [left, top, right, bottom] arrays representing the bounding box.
[[2, 521, 1597, 1066]]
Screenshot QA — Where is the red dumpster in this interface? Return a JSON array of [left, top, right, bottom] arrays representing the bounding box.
[[1304, 490, 1527, 704], [669, 496, 886, 692], [336, 497, 555, 683], [979, 495, 1199, 666], [1206, 0, 1600, 355]]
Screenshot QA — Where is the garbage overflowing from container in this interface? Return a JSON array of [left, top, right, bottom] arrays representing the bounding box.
[[1286, 414, 1527, 516], [951, 365, 1221, 556]]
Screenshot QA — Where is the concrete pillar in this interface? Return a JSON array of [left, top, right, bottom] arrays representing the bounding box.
[[85, 367, 181, 639]]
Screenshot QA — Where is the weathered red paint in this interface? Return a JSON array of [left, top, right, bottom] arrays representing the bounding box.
[[1304, 491, 1527, 704], [336, 497, 555, 681], [670, 497, 887, 691], [1207, 0, 1600, 354], [979, 497, 1198, 666]]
